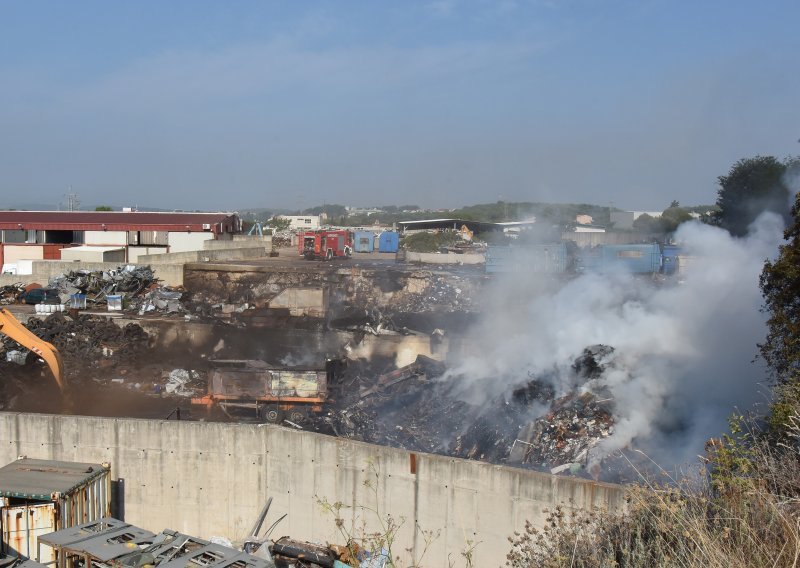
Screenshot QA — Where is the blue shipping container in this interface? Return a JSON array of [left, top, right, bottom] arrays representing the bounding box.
[[354, 231, 374, 253], [592, 243, 662, 274], [486, 244, 568, 274], [378, 231, 399, 253]]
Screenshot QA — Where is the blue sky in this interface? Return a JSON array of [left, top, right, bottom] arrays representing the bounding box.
[[1, 1, 797, 211]]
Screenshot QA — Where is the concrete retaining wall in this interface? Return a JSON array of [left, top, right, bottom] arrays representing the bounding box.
[[204, 237, 272, 251], [0, 261, 184, 287], [406, 252, 484, 265], [0, 413, 625, 567], [138, 247, 266, 265]]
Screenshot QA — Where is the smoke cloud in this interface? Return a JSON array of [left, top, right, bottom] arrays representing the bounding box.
[[448, 214, 785, 471]]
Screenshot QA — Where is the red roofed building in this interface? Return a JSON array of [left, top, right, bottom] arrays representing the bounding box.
[[0, 211, 241, 270]]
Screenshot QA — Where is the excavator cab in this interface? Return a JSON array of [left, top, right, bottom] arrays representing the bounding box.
[[0, 308, 65, 391]]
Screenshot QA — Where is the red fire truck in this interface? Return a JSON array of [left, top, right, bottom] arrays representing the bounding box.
[[298, 229, 353, 260]]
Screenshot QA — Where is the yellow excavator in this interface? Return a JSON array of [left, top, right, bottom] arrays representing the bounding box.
[[0, 308, 65, 391]]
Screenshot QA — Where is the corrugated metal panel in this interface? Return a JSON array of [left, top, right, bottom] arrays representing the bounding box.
[[1, 503, 57, 561], [486, 244, 568, 274]]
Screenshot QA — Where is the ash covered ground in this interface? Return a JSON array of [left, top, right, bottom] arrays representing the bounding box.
[[0, 309, 632, 482]]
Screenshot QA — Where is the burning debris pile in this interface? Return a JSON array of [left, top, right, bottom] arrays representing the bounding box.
[[313, 345, 619, 478], [512, 391, 614, 473]]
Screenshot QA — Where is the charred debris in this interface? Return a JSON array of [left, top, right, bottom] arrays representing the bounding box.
[[307, 344, 618, 480], [35, 498, 395, 568], [0, 303, 623, 480]]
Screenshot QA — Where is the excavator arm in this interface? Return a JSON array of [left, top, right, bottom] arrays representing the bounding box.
[[0, 308, 65, 391]]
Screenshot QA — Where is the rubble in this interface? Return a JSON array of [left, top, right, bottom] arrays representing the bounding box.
[[6, 312, 150, 370], [307, 344, 619, 477], [0, 283, 25, 305], [164, 369, 203, 396], [46, 265, 186, 314]]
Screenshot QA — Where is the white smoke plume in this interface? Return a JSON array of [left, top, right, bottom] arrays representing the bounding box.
[[448, 214, 785, 470]]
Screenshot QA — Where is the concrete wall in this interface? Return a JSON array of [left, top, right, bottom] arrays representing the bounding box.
[[0, 413, 625, 567], [85, 231, 128, 246], [137, 247, 266, 265], [167, 232, 215, 253], [202, 238, 272, 252], [0, 261, 184, 287], [406, 252, 485, 265], [128, 246, 166, 263], [61, 248, 126, 263], [268, 288, 326, 317]]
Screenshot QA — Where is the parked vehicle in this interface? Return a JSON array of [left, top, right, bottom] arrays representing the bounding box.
[[298, 230, 353, 260], [191, 359, 330, 423], [20, 288, 61, 305], [0, 308, 64, 390]]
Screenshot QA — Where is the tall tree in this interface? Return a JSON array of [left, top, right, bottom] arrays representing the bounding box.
[[760, 192, 800, 431], [714, 156, 795, 237]]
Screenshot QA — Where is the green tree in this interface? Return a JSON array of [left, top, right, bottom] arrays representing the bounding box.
[[95, 205, 113, 211], [760, 192, 800, 432], [266, 216, 292, 231], [714, 156, 796, 237], [660, 205, 694, 232]]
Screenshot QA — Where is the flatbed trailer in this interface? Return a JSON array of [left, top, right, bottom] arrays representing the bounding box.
[[191, 359, 327, 423]]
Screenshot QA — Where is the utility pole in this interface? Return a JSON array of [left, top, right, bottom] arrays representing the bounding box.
[[65, 188, 80, 212]]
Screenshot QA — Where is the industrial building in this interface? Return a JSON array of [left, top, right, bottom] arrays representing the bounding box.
[[0, 211, 241, 273]]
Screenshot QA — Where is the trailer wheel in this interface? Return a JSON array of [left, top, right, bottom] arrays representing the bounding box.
[[289, 410, 307, 424], [263, 406, 282, 423]]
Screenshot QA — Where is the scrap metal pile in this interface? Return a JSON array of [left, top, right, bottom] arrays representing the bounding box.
[[47, 265, 185, 314], [0, 284, 25, 305], [313, 345, 618, 478]]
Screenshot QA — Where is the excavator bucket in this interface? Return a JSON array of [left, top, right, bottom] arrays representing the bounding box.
[[0, 308, 65, 391]]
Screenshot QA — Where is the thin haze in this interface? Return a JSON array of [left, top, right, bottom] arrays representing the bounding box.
[[0, 1, 797, 211]]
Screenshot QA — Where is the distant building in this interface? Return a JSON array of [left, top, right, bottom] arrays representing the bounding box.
[[610, 211, 663, 230], [573, 225, 606, 233], [279, 215, 321, 230], [0, 210, 240, 271], [576, 214, 593, 225], [345, 207, 383, 217]]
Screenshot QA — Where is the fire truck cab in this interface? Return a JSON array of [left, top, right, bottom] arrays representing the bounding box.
[[299, 230, 353, 260]]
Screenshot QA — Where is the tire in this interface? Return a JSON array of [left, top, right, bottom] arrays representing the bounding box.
[[263, 406, 282, 423], [289, 410, 307, 424]]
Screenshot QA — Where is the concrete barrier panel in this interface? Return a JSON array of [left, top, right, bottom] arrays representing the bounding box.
[[0, 413, 625, 567]]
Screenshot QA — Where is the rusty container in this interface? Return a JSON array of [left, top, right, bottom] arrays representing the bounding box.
[[0, 458, 111, 563]]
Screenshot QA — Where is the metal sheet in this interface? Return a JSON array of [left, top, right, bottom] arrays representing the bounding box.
[[38, 518, 129, 547], [0, 459, 108, 500]]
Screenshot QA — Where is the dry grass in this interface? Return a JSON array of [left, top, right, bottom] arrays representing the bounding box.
[[506, 415, 800, 568]]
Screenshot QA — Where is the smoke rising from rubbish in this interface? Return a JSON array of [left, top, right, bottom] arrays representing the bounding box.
[[447, 214, 785, 471]]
